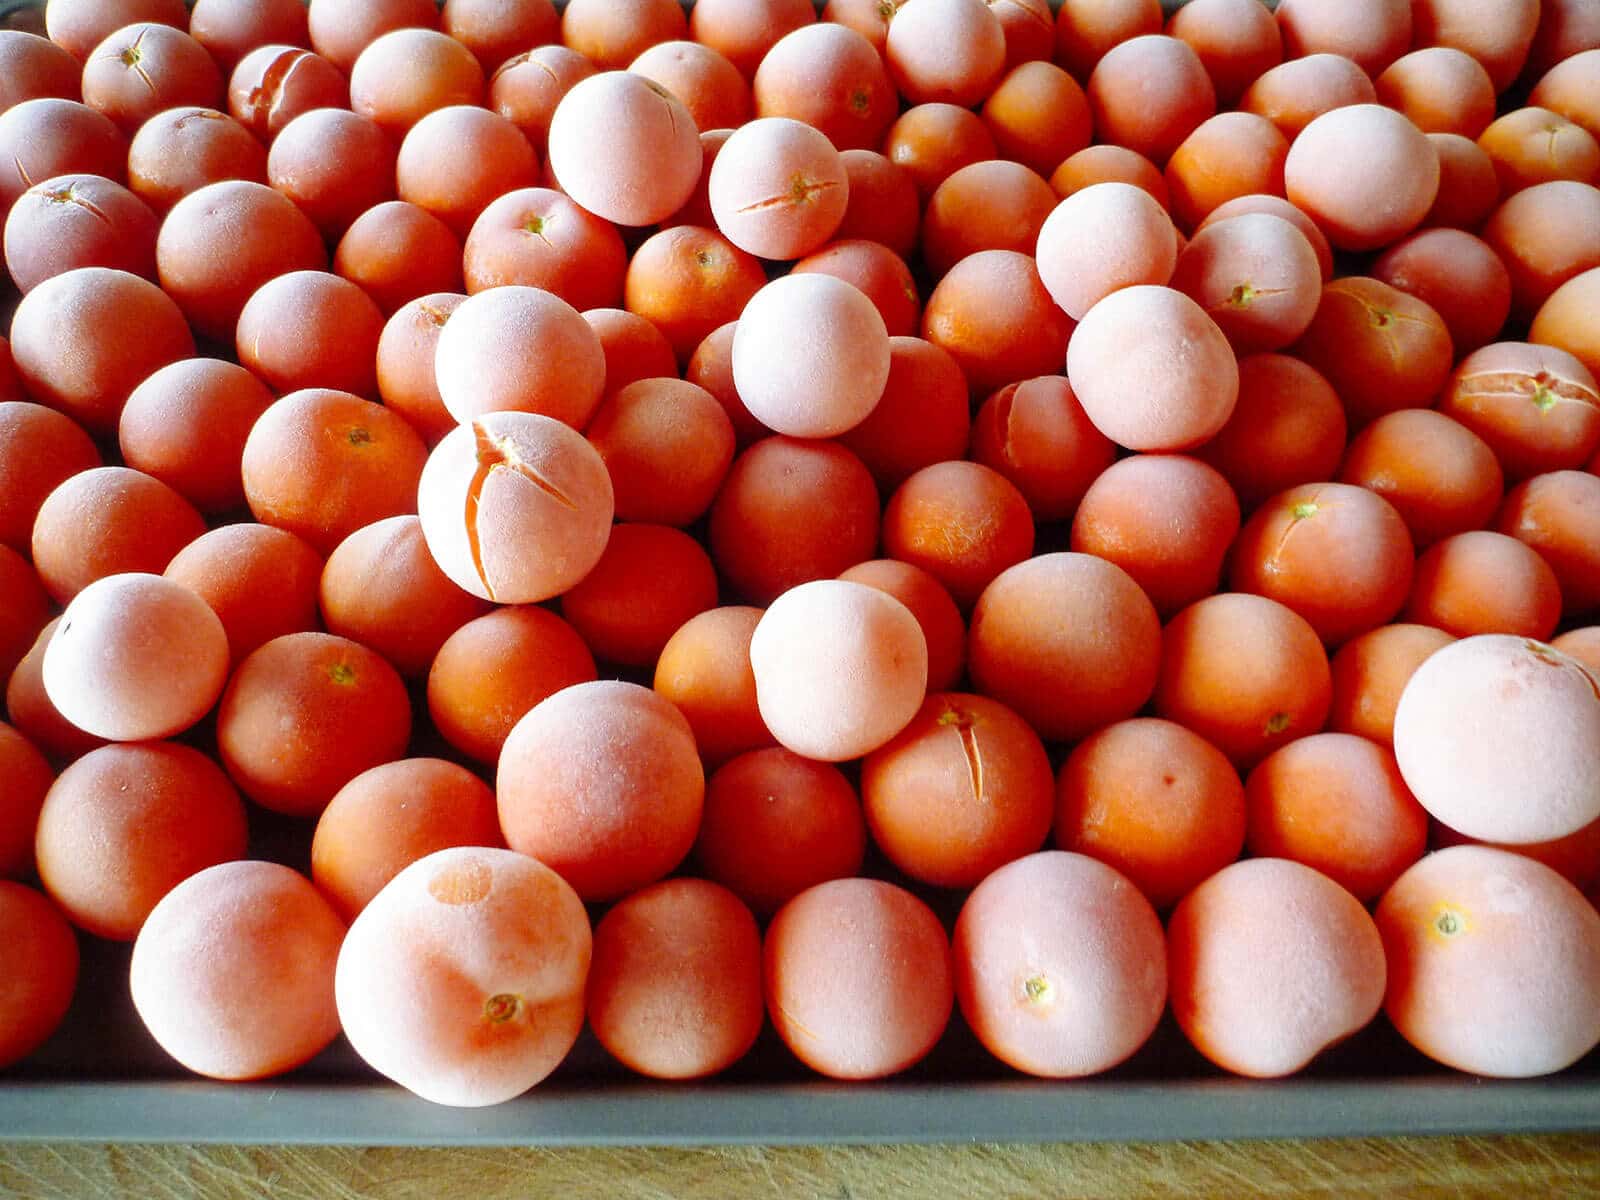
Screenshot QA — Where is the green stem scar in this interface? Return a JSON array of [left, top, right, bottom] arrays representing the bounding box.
[[484, 993, 521, 1023], [522, 214, 553, 247]]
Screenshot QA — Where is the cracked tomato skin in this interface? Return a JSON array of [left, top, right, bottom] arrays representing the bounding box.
[[127, 106, 266, 217], [487, 45, 595, 147], [1289, 276, 1454, 430], [0, 97, 127, 221], [79, 23, 223, 136], [1478, 107, 1599, 197], [1168, 212, 1321, 354], [708, 116, 847, 260], [464, 187, 627, 310], [227, 45, 348, 142], [3, 174, 158, 294], [861, 691, 1053, 889], [417, 411, 614, 604], [1438, 341, 1600, 481], [1228, 481, 1416, 647], [631, 39, 750, 135]]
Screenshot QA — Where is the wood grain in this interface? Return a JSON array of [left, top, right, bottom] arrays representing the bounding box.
[[3, 1137, 1600, 1200]]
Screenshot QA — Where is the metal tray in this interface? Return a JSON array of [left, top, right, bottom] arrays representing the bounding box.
[[2, 0, 1597, 1149]]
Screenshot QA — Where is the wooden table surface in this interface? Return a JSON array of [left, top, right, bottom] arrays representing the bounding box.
[[2, 1136, 1598, 1198]]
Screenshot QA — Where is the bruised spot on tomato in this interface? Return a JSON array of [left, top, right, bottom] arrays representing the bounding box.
[[428, 856, 493, 906]]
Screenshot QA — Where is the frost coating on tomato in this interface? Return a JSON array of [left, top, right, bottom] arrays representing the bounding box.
[[1393, 634, 1600, 844], [335, 847, 591, 1108]]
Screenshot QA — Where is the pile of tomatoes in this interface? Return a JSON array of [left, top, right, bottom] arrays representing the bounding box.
[[2, 0, 1599, 1108]]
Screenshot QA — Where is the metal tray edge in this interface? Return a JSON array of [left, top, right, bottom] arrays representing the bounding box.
[[2, 1078, 1597, 1146]]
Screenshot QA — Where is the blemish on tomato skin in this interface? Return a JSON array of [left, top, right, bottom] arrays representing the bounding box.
[[483, 992, 521, 1023], [1451, 368, 1600, 416], [43, 184, 114, 228], [1021, 974, 1053, 1006], [937, 702, 986, 803], [735, 176, 842, 214], [1430, 904, 1467, 939], [429, 857, 493, 905], [1521, 639, 1600, 702], [246, 48, 308, 130], [1263, 486, 1328, 577]]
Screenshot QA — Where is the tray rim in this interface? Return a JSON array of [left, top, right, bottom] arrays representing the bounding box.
[[1, 1076, 1597, 1146]]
